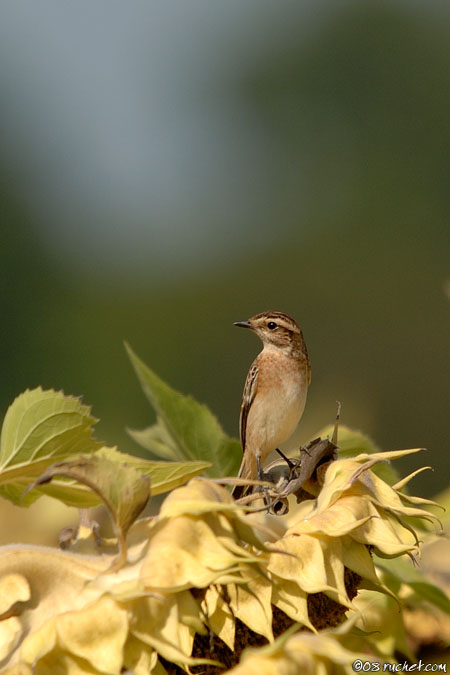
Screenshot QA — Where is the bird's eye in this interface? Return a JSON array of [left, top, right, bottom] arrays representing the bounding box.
[[267, 321, 277, 330]]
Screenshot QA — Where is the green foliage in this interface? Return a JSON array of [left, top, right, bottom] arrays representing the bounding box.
[[375, 555, 450, 616], [125, 342, 242, 478], [96, 446, 211, 496], [0, 384, 212, 509], [0, 387, 102, 505]]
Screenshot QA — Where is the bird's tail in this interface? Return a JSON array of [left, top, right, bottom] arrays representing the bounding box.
[[231, 450, 258, 500]]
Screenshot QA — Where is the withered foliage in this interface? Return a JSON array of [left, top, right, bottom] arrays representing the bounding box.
[[1, 444, 440, 674]]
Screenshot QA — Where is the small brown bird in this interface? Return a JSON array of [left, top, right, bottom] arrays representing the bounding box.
[[231, 311, 311, 499]]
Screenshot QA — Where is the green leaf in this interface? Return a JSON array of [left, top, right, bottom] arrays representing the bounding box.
[[96, 446, 212, 495], [0, 387, 102, 505], [34, 479, 102, 508], [318, 424, 399, 485], [128, 416, 182, 461], [125, 343, 242, 478], [375, 556, 450, 615], [24, 454, 151, 572], [0, 477, 101, 508]]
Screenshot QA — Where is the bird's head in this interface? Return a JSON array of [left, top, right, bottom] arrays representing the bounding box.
[[234, 310, 303, 352]]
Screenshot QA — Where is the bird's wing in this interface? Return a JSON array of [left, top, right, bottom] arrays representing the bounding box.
[[239, 357, 259, 451]]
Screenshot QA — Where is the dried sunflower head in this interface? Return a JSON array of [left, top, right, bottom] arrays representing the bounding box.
[[1, 449, 440, 674]]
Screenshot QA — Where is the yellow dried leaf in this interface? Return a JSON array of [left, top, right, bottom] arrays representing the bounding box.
[[228, 569, 274, 643], [34, 649, 101, 674], [320, 536, 353, 609], [130, 593, 214, 668], [176, 586, 206, 636], [229, 625, 370, 674], [0, 617, 23, 662], [122, 634, 159, 675], [392, 466, 432, 492], [341, 538, 380, 585], [20, 618, 57, 665], [292, 632, 371, 670], [0, 545, 111, 666], [1, 664, 33, 675], [286, 495, 373, 538], [228, 654, 291, 675], [271, 578, 314, 630], [202, 585, 235, 651], [267, 534, 335, 595], [0, 574, 30, 617], [55, 596, 128, 673], [348, 470, 439, 524], [352, 448, 424, 464], [325, 455, 395, 501], [151, 659, 169, 675], [159, 478, 236, 518], [204, 513, 267, 564], [350, 504, 417, 557], [315, 460, 367, 512], [396, 491, 442, 510], [140, 516, 245, 590], [0, 544, 109, 611]]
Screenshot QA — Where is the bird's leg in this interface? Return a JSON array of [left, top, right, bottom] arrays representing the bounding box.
[[256, 454, 271, 508], [256, 454, 262, 481]]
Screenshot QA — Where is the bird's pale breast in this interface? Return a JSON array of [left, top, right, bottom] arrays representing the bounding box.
[[246, 349, 308, 456]]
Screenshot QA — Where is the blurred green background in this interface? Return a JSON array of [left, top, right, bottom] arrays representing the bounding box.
[[1, 1, 449, 497]]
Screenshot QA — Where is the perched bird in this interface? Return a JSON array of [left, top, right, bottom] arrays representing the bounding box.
[[231, 311, 311, 499]]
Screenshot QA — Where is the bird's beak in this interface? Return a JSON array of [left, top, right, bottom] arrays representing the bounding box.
[[234, 320, 254, 330]]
